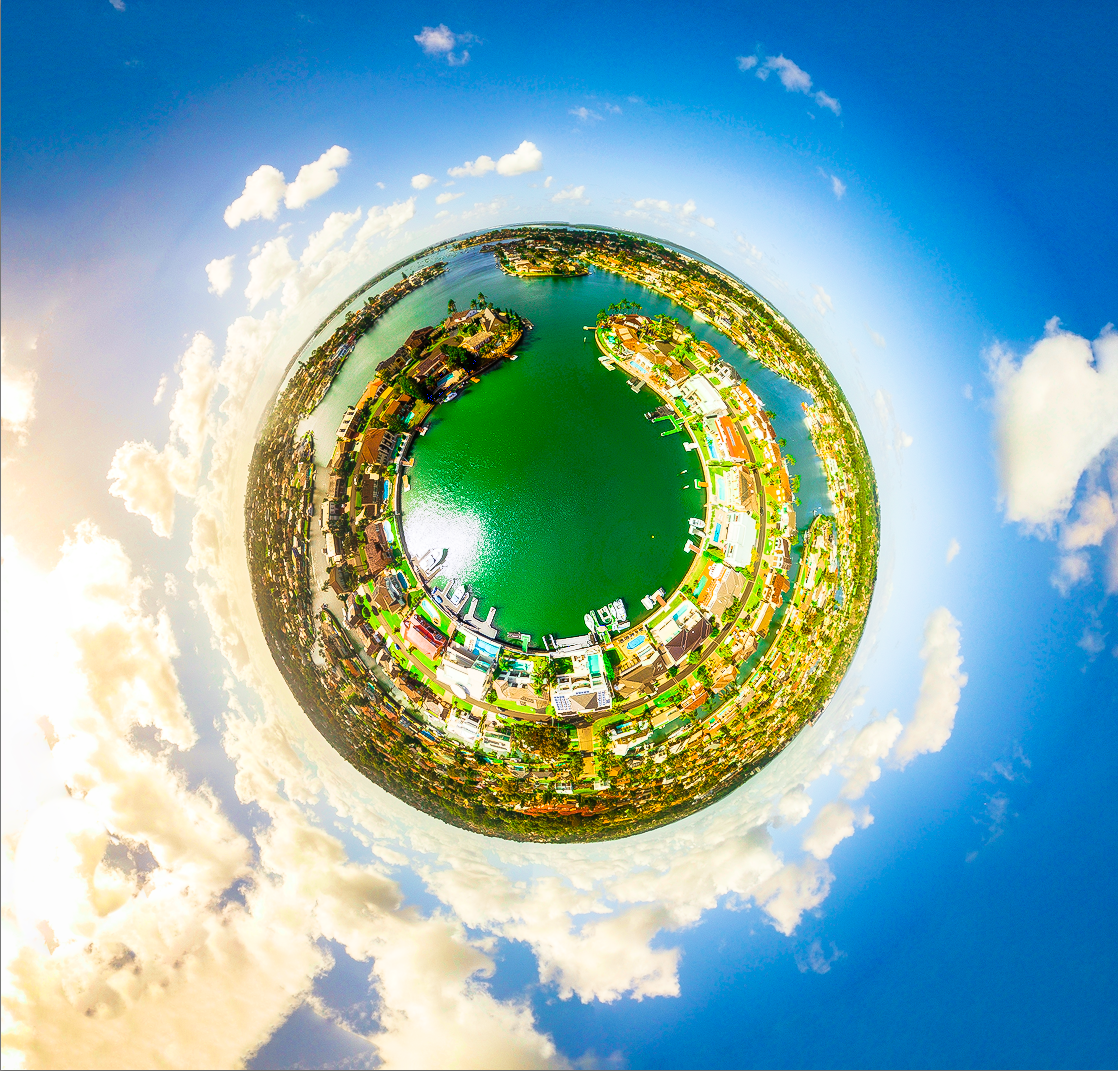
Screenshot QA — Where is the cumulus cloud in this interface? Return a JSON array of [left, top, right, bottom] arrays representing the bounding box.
[[893, 607, 967, 769], [812, 284, 834, 315], [205, 254, 235, 296], [284, 145, 351, 210], [354, 198, 416, 244], [414, 24, 475, 66], [946, 538, 961, 563], [448, 154, 496, 178], [1, 336, 37, 443], [550, 184, 587, 204], [497, 140, 543, 176], [866, 324, 886, 347], [223, 147, 351, 227], [411, 173, 436, 189], [223, 165, 289, 228], [803, 801, 873, 860], [245, 236, 297, 310], [436, 191, 463, 205], [987, 321, 1118, 532], [570, 106, 602, 122], [627, 197, 714, 231], [107, 333, 217, 536], [737, 55, 758, 71], [2, 528, 564, 1070]]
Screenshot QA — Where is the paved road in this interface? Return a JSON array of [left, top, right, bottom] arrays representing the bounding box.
[[614, 400, 768, 716]]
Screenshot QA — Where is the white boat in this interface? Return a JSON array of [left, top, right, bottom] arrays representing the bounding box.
[[445, 391, 458, 400], [584, 613, 596, 631]]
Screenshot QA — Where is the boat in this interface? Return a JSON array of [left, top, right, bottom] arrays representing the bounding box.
[[445, 391, 458, 401], [584, 613, 597, 631]]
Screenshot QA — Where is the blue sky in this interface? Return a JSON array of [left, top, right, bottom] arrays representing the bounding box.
[[2, 2, 1115, 1068]]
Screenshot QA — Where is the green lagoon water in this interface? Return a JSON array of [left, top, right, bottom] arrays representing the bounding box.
[[303, 244, 826, 641]]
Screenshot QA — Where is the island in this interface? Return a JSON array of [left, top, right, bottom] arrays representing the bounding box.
[[245, 225, 879, 842]]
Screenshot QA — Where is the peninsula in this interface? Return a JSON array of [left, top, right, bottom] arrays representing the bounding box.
[[245, 226, 879, 842]]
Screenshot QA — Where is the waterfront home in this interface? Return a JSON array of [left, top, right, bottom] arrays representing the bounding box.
[[681, 374, 728, 418], [409, 352, 446, 381], [707, 415, 750, 463], [694, 560, 745, 619], [550, 644, 612, 714], [356, 426, 397, 468], [661, 618, 713, 667], [436, 645, 493, 701], [402, 614, 447, 661], [446, 711, 482, 747], [723, 512, 757, 570], [458, 329, 493, 356], [336, 405, 359, 440]]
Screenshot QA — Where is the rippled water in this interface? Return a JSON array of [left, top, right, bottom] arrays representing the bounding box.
[[302, 244, 827, 640]]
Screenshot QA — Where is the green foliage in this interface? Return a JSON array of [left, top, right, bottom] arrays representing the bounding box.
[[512, 724, 570, 761]]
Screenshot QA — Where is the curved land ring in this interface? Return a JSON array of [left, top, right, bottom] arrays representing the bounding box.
[[245, 226, 879, 842]]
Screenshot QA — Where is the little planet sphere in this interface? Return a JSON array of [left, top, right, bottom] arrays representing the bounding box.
[[246, 225, 879, 842]]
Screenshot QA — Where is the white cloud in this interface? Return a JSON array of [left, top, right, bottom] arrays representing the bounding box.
[[830, 174, 847, 199], [448, 154, 497, 178], [748, 54, 842, 115], [814, 91, 842, 115], [1, 337, 37, 443], [628, 197, 714, 231], [223, 165, 288, 227], [1051, 551, 1090, 595], [299, 208, 363, 267], [946, 538, 961, 563], [550, 184, 587, 204], [245, 237, 297, 310], [839, 713, 903, 799], [414, 24, 475, 66], [678, 198, 715, 227], [543, 175, 553, 188], [152, 374, 168, 405], [866, 324, 886, 347], [223, 148, 350, 227], [435, 191, 463, 205], [803, 801, 872, 860], [411, 173, 436, 189], [796, 939, 844, 974], [1060, 488, 1116, 554], [812, 284, 834, 316], [873, 388, 914, 451], [445, 141, 540, 180], [759, 54, 812, 92], [605, 103, 622, 115], [354, 198, 416, 244], [893, 607, 967, 768], [497, 140, 543, 176], [459, 197, 507, 221], [987, 321, 1118, 531], [205, 254, 235, 296], [107, 333, 217, 536], [735, 234, 763, 261], [570, 106, 602, 122], [284, 145, 350, 210]]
